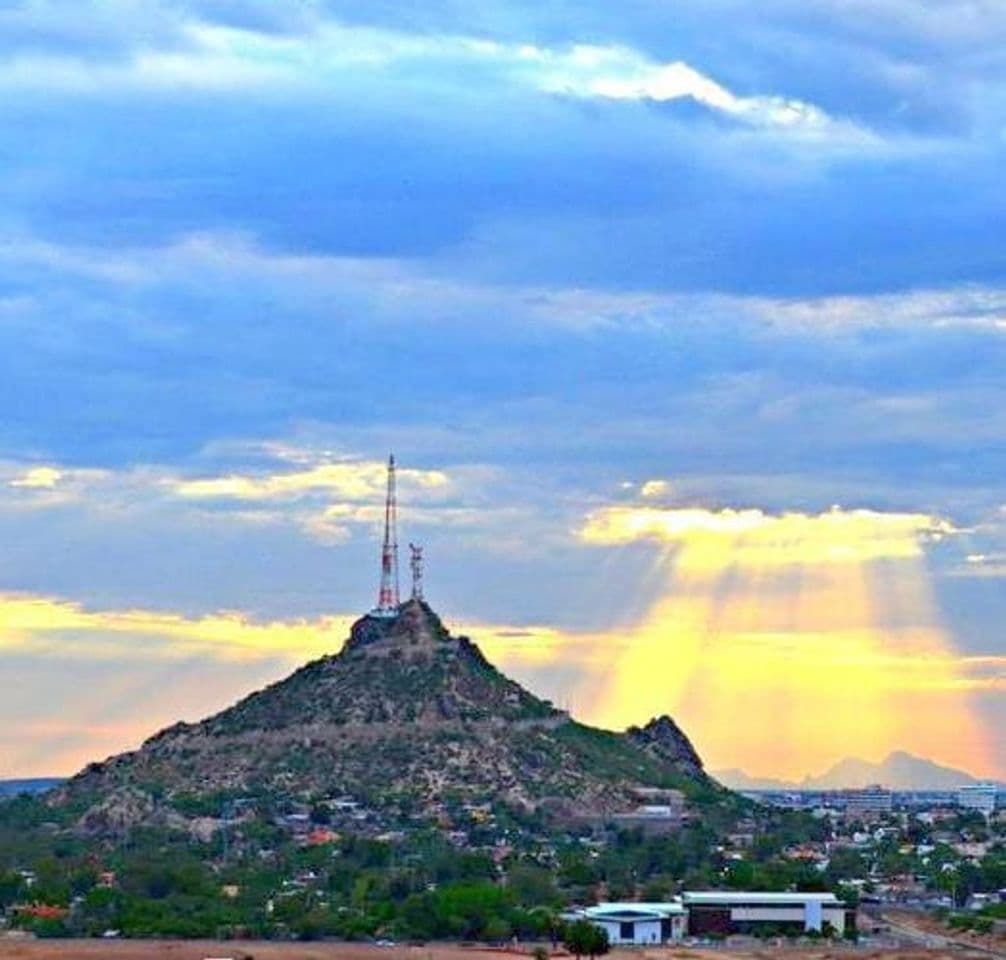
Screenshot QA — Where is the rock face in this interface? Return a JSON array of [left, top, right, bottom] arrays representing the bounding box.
[[626, 714, 706, 779], [55, 600, 722, 832]]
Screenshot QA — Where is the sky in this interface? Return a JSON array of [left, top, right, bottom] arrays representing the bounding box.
[[0, 0, 1004, 782]]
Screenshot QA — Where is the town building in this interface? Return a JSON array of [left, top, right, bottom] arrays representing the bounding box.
[[610, 800, 684, 834], [563, 902, 687, 945], [566, 891, 852, 943], [682, 891, 849, 936], [957, 783, 998, 816], [842, 785, 893, 816]]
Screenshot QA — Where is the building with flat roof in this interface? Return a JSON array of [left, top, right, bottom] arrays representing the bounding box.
[[566, 892, 852, 942], [957, 783, 998, 816], [563, 902, 686, 945], [683, 891, 848, 936], [842, 785, 893, 816]]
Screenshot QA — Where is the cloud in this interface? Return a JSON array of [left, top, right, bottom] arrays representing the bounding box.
[[948, 552, 1006, 579], [0, 462, 113, 510], [639, 479, 670, 499], [0, 13, 866, 145], [9, 466, 63, 489], [0, 591, 353, 663], [534, 46, 865, 139], [0, 0, 1003, 782], [174, 458, 449, 502], [580, 505, 956, 566]]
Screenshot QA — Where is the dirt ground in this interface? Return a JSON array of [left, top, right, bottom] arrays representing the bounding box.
[[0, 942, 991, 960]]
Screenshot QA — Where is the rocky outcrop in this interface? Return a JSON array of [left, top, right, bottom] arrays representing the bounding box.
[[626, 714, 705, 779]]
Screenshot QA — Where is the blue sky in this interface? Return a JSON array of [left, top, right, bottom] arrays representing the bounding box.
[[0, 0, 1003, 780]]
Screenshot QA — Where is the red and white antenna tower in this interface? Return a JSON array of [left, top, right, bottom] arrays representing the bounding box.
[[373, 453, 400, 617], [409, 543, 424, 601]]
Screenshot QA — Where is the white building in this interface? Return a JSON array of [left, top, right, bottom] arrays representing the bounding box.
[[566, 892, 851, 942], [842, 786, 893, 816], [682, 891, 848, 936], [565, 903, 687, 944], [957, 783, 998, 816]]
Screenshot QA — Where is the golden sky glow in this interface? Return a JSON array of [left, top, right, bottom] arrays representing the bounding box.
[[0, 502, 1001, 781], [483, 504, 1000, 780], [580, 505, 956, 566], [0, 593, 353, 662]]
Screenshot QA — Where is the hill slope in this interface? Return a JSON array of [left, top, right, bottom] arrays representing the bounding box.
[[55, 600, 726, 833]]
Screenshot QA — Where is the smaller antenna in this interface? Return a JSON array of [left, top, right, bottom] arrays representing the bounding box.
[[409, 543, 424, 601]]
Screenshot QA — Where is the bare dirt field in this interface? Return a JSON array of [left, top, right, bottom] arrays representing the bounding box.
[[0, 942, 994, 960]]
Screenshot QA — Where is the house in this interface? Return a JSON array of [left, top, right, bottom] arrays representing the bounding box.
[[305, 828, 340, 846], [14, 904, 68, 921]]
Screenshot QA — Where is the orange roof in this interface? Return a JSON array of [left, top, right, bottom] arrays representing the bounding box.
[[17, 904, 68, 919]]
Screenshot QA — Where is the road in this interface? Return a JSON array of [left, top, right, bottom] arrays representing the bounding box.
[[880, 910, 1006, 960]]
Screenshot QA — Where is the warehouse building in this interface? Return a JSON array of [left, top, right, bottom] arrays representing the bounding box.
[[565, 891, 850, 943], [683, 891, 848, 936]]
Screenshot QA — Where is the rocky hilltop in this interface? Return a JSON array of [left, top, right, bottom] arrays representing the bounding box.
[[55, 600, 726, 833]]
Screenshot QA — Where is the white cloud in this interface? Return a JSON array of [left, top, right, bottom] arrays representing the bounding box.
[[639, 479, 670, 499], [580, 504, 957, 566], [0, 15, 866, 142], [752, 287, 1006, 334], [9, 466, 63, 489], [535, 46, 857, 137], [10, 230, 1006, 339], [173, 459, 449, 503], [0, 463, 112, 510]]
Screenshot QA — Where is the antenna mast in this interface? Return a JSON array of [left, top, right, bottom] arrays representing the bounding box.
[[373, 454, 400, 617], [409, 543, 424, 601]]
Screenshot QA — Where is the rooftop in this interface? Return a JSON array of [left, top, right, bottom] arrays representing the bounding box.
[[580, 902, 687, 919], [682, 891, 842, 905]]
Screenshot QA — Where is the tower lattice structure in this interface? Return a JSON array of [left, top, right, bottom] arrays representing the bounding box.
[[409, 543, 424, 601], [373, 454, 400, 617]]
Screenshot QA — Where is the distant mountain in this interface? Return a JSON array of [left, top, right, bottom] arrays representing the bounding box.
[[52, 599, 730, 834], [714, 751, 1001, 791], [0, 778, 64, 797], [712, 769, 793, 791]]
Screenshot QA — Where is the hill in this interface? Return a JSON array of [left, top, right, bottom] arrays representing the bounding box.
[[714, 751, 1000, 791], [0, 777, 63, 798], [53, 599, 729, 835]]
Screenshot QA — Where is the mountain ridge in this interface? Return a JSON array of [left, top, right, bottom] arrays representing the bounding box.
[[714, 750, 1002, 791]]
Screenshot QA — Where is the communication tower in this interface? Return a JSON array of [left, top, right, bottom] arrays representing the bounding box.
[[372, 454, 400, 617], [409, 543, 424, 601]]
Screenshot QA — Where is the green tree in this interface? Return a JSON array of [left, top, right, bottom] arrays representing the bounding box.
[[507, 864, 557, 906], [564, 919, 610, 960]]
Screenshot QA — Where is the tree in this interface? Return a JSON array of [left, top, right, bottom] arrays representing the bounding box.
[[507, 863, 557, 906], [563, 919, 610, 960]]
